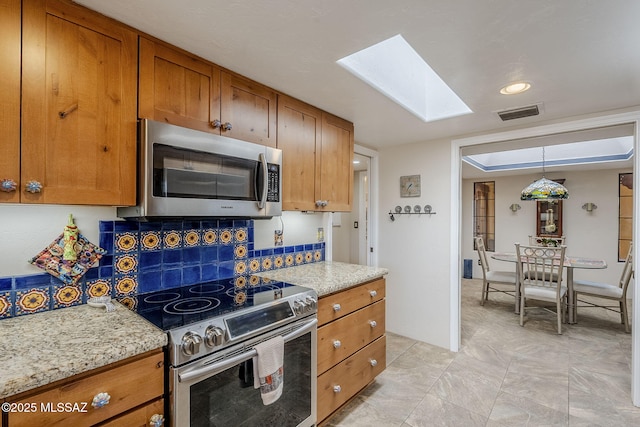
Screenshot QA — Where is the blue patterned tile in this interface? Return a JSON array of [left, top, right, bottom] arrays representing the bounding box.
[[0, 291, 12, 318], [115, 232, 138, 253], [85, 278, 112, 299], [163, 250, 182, 267], [201, 264, 219, 281], [114, 276, 138, 296], [15, 274, 50, 289], [182, 266, 201, 285], [139, 251, 162, 271], [0, 277, 12, 291], [162, 269, 182, 289], [114, 221, 139, 232], [52, 284, 82, 308], [99, 220, 114, 233], [15, 286, 50, 316], [183, 247, 201, 265], [115, 254, 138, 275], [138, 270, 162, 293], [141, 231, 161, 251]]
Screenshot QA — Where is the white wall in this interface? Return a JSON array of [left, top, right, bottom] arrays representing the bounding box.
[[462, 168, 631, 286], [0, 205, 323, 277], [379, 138, 452, 349]]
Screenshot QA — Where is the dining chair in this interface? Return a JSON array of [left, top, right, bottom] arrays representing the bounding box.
[[516, 243, 567, 334], [475, 236, 518, 306], [572, 242, 633, 333]]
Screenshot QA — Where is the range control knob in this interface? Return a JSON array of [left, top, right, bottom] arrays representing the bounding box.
[[304, 296, 317, 310], [204, 325, 225, 347], [293, 299, 308, 315], [181, 331, 202, 356]]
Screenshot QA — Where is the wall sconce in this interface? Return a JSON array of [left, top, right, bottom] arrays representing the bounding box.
[[582, 202, 597, 212], [509, 203, 521, 212]]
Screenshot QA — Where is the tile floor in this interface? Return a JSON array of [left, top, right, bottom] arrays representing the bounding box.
[[324, 278, 640, 426]]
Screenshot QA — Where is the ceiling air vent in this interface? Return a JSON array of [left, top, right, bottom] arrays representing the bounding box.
[[496, 104, 540, 121]]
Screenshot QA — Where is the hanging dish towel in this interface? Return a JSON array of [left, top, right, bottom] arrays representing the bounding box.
[[253, 335, 284, 405]]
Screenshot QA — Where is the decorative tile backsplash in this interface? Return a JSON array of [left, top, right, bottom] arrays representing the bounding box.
[[0, 219, 324, 319]]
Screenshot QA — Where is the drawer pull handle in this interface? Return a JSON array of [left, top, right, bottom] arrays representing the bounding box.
[[91, 392, 111, 408], [369, 320, 377, 328], [149, 413, 165, 427], [333, 385, 342, 393], [370, 359, 378, 367], [333, 303, 341, 312], [370, 290, 377, 298], [0, 179, 17, 193], [333, 340, 342, 349]]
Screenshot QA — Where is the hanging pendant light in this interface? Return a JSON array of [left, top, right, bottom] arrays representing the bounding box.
[[520, 147, 569, 200]]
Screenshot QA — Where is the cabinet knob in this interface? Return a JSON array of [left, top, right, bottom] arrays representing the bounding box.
[[0, 179, 17, 193], [91, 392, 111, 408], [369, 290, 378, 298], [369, 320, 377, 328], [25, 180, 43, 194], [333, 385, 342, 393], [370, 359, 378, 367], [222, 122, 233, 131], [211, 119, 222, 129], [149, 413, 165, 427], [333, 303, 341, 312], [333, 340, 341, 349]]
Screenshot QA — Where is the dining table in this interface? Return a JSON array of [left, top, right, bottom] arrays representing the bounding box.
[[490, 251, 607, 323]]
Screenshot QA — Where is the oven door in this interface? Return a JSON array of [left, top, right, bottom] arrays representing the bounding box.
[[171, 317, 317, 427]]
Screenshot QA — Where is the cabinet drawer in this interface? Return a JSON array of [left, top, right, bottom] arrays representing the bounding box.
[[317, 335, 386, 423], [318, 278, 385, 326], [7, 351, 164, 427], [98, 398, 164, 427], [317, 300, 385, 374]]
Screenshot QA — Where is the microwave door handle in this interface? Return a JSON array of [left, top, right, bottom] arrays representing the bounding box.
[[178, 318, 317, 384], [256, 153, 268, 209]]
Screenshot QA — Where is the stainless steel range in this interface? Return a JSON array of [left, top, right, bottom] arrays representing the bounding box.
[[132, 276, 318, 427]]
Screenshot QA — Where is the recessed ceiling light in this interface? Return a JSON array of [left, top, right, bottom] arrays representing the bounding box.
[[337, 34, 472, 122], [353, 160, 361, 164], [500, 82, 531, 95]]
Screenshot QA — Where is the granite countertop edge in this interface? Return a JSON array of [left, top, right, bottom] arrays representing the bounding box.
[[0, 302, 167, 400], [256, 261, 389, 297]]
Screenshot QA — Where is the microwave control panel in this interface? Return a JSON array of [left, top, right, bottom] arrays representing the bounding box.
[[267, 164, 280, 202]]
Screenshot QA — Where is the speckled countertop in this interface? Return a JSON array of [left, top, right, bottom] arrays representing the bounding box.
[[0, 302, 167, 399], [257, 261, 388, 296]]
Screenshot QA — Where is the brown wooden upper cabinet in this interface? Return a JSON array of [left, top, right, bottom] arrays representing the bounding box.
[[19, 0, 138, 205], [139, 37, 277, 147], [0, 0, 21, 203], [277, 95, 353, 211]]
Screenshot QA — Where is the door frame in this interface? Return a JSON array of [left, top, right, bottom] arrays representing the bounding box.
[[355, 144, 379, 267]]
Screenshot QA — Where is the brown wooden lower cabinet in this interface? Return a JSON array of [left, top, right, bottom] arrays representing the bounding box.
[[316, 278, 386, 424], [4, 350, 164, 427], [317, 336, 386, 422]]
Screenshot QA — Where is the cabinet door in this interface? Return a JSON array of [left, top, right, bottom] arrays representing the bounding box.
[[318, 113, 354, 212], [21, 0, 137, 205], [139, 37, 220, 134], [221, 71, 277, 147], [0, 0, 21, 203], [277, 95, 321, 211]]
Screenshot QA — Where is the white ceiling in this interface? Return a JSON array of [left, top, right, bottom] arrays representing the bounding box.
[[75, 0, 640, 152]]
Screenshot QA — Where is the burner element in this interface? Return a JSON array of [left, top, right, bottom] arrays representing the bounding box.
[[164, 297, 221, 315], [189, 283, 225, 294], [144, 292, 181, 304]]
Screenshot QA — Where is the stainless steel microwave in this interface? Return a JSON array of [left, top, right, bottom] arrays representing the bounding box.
[[117, 119, 282, 220]]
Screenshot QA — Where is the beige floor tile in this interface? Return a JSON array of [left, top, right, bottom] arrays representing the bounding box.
[[323, 278, 638, 426]]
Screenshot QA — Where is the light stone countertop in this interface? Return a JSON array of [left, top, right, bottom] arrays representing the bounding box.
[[257, 261, 388, 296], [0, 301, 167, 399]]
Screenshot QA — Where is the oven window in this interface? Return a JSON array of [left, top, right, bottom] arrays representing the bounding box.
[[190, 333, 312, 426]]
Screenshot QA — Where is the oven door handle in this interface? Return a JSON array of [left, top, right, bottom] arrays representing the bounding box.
[[178, 317, 317, 384]]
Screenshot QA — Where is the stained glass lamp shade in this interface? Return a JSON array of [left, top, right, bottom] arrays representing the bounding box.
[[521, 177, 569, 200]]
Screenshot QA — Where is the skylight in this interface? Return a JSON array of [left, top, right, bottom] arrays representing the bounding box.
[[463, 137, 634, 172], [337, 34, 472, 122]]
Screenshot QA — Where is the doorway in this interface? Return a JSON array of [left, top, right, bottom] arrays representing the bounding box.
[[451, 110, 640, 405]]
